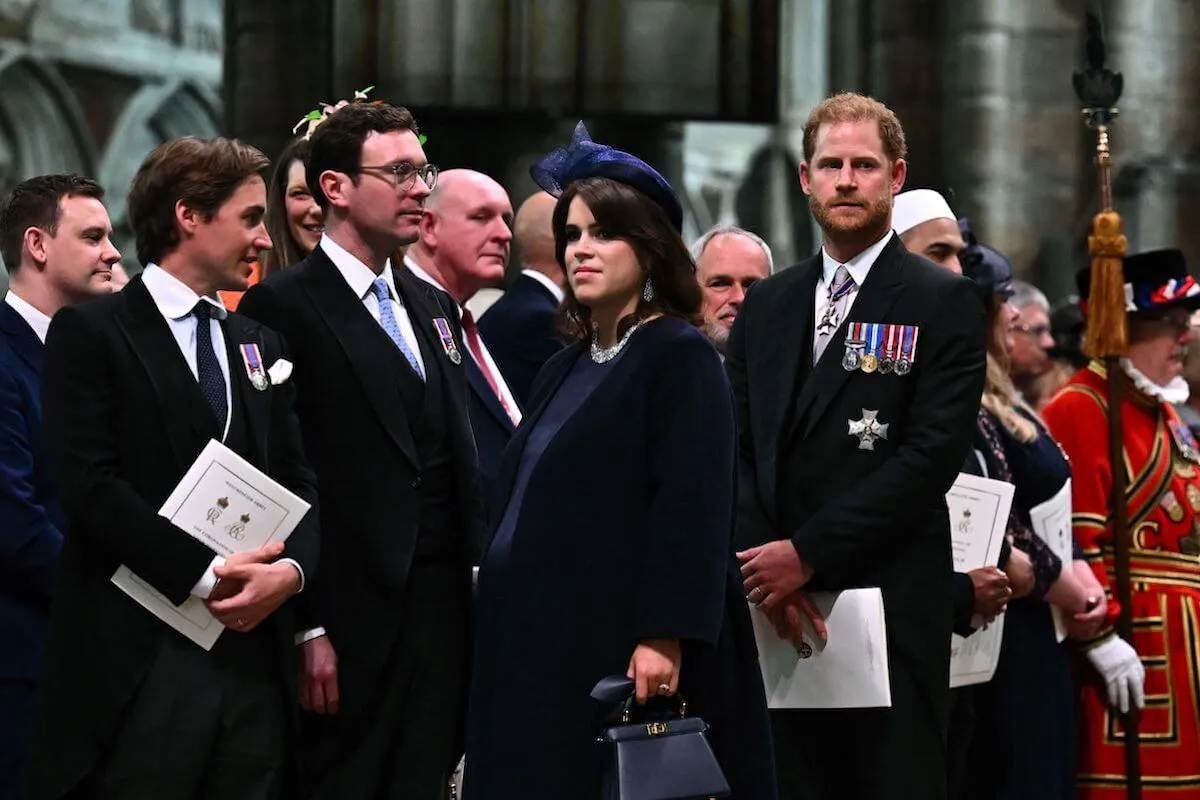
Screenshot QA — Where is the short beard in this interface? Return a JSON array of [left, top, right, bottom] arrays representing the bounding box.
[[702, 320, 729, 354], [810, 193, 892, 242]]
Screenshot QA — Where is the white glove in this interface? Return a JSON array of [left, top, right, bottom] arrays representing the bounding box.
[[1085, 635, 1146, 714]]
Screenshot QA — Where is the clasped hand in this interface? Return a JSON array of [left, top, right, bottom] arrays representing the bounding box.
[[627, 639, 681, 704], [205, 541, 300, 632], [738, 540, 813, 611]]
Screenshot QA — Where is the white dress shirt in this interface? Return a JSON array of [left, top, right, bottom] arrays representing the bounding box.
[[141, 265, 304, 598], [813, 231, 895, 342], [323, 236, 426, 376], [522, 268, 566, 304], [405, 255, 523, 423], [4, 291, 52, 344]]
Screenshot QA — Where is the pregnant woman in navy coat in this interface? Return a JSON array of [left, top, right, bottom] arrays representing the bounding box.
[[463, 124, 775, 800]]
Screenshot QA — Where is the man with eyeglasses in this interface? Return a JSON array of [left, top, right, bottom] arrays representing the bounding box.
[[1008, 280, 1056, 402], [239, 101, 483, 800]]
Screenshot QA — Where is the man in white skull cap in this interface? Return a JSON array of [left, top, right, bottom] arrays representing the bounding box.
[[893, 188, 966, 274]]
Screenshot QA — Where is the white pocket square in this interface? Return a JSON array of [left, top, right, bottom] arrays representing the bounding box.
[[267, 359, 293, 385]]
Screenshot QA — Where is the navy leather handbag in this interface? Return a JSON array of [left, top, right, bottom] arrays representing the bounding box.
[[592, 675, 731, 800]]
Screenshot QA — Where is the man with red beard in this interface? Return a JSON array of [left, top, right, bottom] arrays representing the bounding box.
[[728, 93, 986, 799]]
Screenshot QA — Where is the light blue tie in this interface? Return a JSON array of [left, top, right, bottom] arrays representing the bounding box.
[[369, 278, 425, 380]]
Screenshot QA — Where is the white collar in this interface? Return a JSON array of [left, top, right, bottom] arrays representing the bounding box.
[[320, 236, 398, 302], [141, 265, 227, 321], [521, 268, 565, 304], [4, 291, 52, 344], [819, 230, 894, 287], [1122, 358, 1190, 405]]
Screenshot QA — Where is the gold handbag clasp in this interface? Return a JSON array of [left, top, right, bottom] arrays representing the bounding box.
[[645, 721, 669, 736]]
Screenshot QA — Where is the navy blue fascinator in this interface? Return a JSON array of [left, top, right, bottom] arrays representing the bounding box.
[[530, 122, 684, 232], [958, 218, 1015, 301]]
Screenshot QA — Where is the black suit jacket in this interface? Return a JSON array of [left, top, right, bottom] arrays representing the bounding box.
[[727, 235, 985, 777], [23, 276, 319, 800], [0, 303, 65, 683], [464, 342, 517, 510], [238, 247, 483, 704], [477, 273, 563, 407]]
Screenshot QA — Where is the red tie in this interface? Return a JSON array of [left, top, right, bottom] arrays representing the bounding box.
[[461, 310, 520, 426]]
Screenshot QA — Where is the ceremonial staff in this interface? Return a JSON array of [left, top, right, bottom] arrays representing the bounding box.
[[1072, 10, 1141, 798]]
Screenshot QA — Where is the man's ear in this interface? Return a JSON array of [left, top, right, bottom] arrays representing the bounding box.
[[22, 226, 49, 269], [798, 162, 812, 197], [890, 158, 907, 195], [176, 200, 203, 240], [418, 209, 437, 249], [319, 169, 352, 211]]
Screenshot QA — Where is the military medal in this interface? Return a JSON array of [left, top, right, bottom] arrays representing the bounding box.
[[879, 324, 898, 374], [860, 324, 881, 373], [895, 325, 919, 375], [1168, 417, 1200, 464], [842, 322, 866, 371], [239, 343, 270, 391], [848, 408, 889, 450], [817, 269, 857, 337], [433, 318, 463, 365], [1161, 491, 1186, 523]]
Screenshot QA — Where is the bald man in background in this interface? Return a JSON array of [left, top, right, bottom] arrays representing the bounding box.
[[406, 170, 520, 504], [478, 191, 565, 407], [893, 188, 966, 274]]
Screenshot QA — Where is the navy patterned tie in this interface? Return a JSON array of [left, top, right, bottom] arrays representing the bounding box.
[[192, 301, 227, 426]]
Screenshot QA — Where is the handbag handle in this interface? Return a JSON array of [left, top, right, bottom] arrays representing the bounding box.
[[589, 675, 688, 724]]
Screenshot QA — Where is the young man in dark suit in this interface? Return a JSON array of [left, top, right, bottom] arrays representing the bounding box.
[[478, 190, 565, 406], [238, 103, 483, 800], [21, 138, 319, 800], [0, 174, 121, 800], [404, 169, 518, 506], [728, 93, 986, 799]]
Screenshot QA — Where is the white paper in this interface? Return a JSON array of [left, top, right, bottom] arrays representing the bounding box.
[[112, 440, 311, 650], [945, 473, 1015, 687], [1030, 479, 1073, 642], [749, 588, 891, 709]]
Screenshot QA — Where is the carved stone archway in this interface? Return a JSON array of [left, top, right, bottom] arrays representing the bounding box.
[[97, 79, 221, 269], [0, 43, 98, 286]]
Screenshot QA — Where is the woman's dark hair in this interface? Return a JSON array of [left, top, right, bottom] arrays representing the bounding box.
[[262, 137, 312, 275], [551, 177, 700, 341]]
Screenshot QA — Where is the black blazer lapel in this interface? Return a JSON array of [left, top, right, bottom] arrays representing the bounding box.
[[222, 313, 272, 465], [0, 301, 44, 375], [790, 235, 908, 441], [751, 258, 819, 456], [114, 277, 217, 472], [465, 352, 518, 433], [300, 251, 420, 470]]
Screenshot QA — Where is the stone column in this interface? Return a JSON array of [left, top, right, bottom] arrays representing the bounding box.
[[1105, 0, 1200, 264], [941, 0, 1083, 295], [223, 0, 333, 161]]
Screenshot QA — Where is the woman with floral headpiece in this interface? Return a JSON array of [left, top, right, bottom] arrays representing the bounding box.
[[462, 124, 775, 799]]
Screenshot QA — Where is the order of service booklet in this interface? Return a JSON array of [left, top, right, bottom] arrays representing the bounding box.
[[111, 439, 311, 650]]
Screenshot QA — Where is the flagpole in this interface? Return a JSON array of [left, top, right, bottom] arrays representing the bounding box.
[[1072, 9, 1140, 798]]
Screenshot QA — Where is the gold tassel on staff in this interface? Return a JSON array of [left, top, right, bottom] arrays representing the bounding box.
[[1072, 9, 1140, 799]]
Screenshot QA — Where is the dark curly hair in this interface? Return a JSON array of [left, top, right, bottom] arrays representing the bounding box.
[[552, 177, 700, 341]]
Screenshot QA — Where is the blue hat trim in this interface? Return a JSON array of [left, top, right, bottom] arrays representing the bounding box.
[[531, 122, 684, 232], [957, 218, 1014, 300]]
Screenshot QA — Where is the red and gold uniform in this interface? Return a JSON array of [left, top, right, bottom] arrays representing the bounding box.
[[1043, 361, 1200, 798]]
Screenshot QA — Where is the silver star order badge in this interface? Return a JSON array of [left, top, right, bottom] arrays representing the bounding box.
[[848, 409, 889, 451]]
